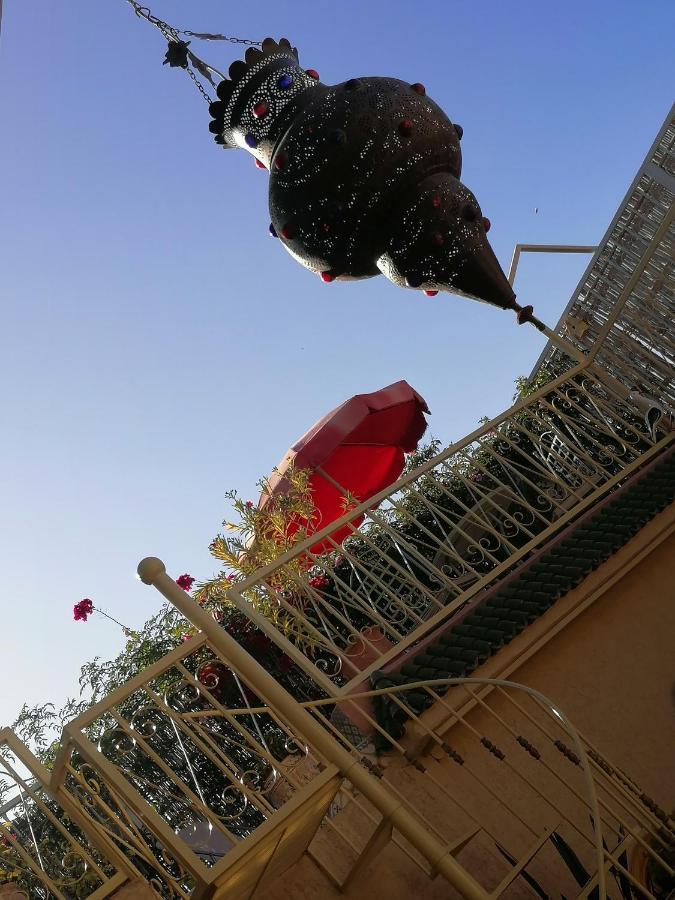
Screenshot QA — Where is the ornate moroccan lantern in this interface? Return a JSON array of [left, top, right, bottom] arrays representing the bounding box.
[[208, 38, 517, 310], [127, 5, 568, 332]]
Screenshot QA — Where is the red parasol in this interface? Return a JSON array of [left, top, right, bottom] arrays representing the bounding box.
[[260, 381, 430, 555]]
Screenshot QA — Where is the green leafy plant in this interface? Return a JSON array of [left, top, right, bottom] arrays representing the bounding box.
[[195, 464, 341, 651]]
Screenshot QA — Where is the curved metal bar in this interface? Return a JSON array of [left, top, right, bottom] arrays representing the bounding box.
[[301, 676, 607, 900]]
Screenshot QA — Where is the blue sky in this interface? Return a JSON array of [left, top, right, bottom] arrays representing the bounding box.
[[1, 0, 673, 727]]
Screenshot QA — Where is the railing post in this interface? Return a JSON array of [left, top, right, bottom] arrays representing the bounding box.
[[138, 557, 489, 900]]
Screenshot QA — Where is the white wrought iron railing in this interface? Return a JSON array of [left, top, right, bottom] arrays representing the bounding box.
[[532, 104, 675, 412], [32, 576, 674, 900], [0, 730, 130, 899], [221, 361, 673, 696], [43, 558, 674, 900], [48, 632, 343, 899], [294, 676, 675, 899]]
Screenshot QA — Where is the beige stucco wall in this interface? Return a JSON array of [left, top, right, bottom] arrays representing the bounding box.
[[507, 526, 675, 805]]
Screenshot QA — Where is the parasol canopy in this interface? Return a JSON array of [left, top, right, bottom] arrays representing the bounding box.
[[260, 380, 430, 555]]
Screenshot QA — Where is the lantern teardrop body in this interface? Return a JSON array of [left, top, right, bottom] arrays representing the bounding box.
[[209, 39, 516, 310]]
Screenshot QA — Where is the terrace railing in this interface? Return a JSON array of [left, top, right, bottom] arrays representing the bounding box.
[[42, 562, 673, 899], [222, 361, 673, 697], [0, 730, 132, 899], [40, 567, 675, 899], [46, 631, 344, 899]]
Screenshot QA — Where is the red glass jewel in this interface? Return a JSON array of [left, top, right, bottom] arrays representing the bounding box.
[[482, 217, 491, 232], [280, 224, 295, 239], [320, 271, 335, 282], [399, 119, 413, 137], [424, 290, 439, 296], [306, 69, 320, 80], [411, 83, 426, 95], [252, 100, 268, 118], [254, 158, 266, 169]]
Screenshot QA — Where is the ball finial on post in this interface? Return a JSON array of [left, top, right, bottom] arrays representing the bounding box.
[[137, 557, 167, 585]]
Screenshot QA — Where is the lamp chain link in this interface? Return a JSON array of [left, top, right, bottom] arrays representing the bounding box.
[[126, 1, 261, 103], [127, 1, 261, 45]]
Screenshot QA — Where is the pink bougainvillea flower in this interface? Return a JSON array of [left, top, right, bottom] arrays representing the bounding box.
[[245, 500, 254, 509], [73, 598, 94, 622], [176, 574, 195, 591], [180, 633, 194, 642], [309, 574, 329, 591]]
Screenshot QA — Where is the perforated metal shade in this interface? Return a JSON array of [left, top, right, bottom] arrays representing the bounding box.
[[209, 39, 516, 309]]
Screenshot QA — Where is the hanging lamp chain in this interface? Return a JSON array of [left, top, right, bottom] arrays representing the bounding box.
[[127, 2, 261, 45], [127, 1, 261, 103], [184, 64, 214, 105]]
